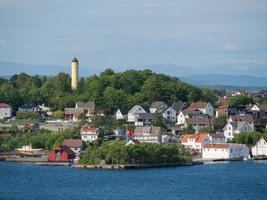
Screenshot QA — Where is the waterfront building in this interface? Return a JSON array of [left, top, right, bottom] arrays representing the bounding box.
[[202, 143, 249, 160], [133, 126, 162, 144], [80, 127, 99, 142], [252, 136, 267, 157], [71, 57, 79, 90], [48, 145, 76, 162], [0, 103, 12, 119]]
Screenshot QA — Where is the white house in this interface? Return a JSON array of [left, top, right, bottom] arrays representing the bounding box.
[[0, 103, 12, 119], [80, 127, 99, 142], [223, 121, 253, 141], [189, 102, 214, 117], [115, 108, 129, 120], [149, 101, 168, 113], [252, 136, 267, 157], [181, 133, 211, 152], [127, 105, 146, 122], [176, 109, 202, 126], [177, 111, 187, 125], [133, 126, 162, 144], [62, 139, 84, 157], [202, 143, 249, 160], [162, 107, 177, 123]]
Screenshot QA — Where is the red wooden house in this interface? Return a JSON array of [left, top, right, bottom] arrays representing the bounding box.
[[48, 145, 76, 162]]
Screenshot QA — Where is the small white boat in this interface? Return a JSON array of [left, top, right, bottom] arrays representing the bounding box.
[[15, 145, 44, 156]]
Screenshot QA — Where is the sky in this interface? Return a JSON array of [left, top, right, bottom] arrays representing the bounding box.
[[0, 0, 267, 76]]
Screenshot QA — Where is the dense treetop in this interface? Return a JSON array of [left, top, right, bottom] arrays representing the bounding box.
[[0, 69, 218, 114]]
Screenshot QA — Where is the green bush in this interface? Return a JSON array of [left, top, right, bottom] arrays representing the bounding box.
[[79, 140, 191, 165], [16, 112, 40, 120]]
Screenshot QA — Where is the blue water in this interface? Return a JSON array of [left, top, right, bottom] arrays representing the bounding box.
[[0, 161, 267, 200]]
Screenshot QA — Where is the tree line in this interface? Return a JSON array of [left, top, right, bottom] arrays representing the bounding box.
[[79, 140, 192, 165], [0, 69, 218, 114]]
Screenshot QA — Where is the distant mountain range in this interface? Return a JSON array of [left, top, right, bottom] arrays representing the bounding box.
[[180, 74, 267, 87], [0, 61, 267, 88]]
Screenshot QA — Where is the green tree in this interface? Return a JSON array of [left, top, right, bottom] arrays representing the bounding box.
[[52, 110, 64, 118], [151, 112, 167, 130], [228, 95, 253, 107], [214, 116, 227, 130]]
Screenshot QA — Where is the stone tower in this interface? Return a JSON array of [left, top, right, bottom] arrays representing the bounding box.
[[71, 57, 79, 90]]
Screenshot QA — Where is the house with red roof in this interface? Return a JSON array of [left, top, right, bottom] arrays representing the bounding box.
[[0, 103, 12, 119], [181, 132, 211, 152], [202, 143, 249, 160], [80, 127, 99, 142]]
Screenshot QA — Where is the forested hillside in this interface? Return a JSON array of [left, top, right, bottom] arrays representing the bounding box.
[[0, 69, 218, 114]]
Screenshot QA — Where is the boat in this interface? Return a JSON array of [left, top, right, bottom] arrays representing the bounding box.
[[15, 145, 44, 156]]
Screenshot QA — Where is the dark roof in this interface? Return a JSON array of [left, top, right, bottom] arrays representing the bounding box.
[[55, 145, 75, 155], [63, 139, 83, 148], [136, 113, 153, 120], [118, 108, 129, 115], [172, 102, 187, 112], [19, 103, 37, 109], [72, 57, 78, 63], [262, 136, 267, 142]]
